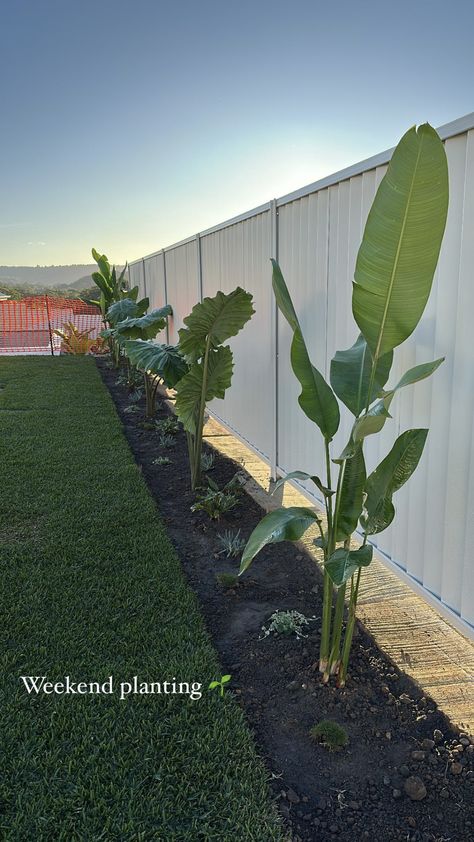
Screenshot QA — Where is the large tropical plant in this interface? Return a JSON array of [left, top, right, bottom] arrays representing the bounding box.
[[239, 123, 449, 687], [89, 248, 130, 320], [173, 288, 255, 490], [107, 305, 172, 416], [101, 293, 150, 368]]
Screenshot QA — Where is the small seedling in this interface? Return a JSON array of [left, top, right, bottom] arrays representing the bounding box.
[[260, 610, 316, 640], [191, 475, 243, 520], [217, 529, 246, 558], [140, 420, 155, 430], [201, 451, 215, 472], [124, 404, 140, 415], [208, 675, 232, 697], [158, 433, 175, 449], [309, 720, 349, 751], [155, 417, 180, 436], [153, 456, 171, 466], [216, 572, 239, 589]]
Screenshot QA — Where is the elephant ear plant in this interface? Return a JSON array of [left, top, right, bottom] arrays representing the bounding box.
[[239, 124, 449, 688], [174, 288, 255, 490], [107, 306, 173, 416], [101, 294, 150, 368]]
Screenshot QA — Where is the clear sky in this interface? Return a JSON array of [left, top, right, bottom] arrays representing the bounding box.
[[2, 0, 473, 266]]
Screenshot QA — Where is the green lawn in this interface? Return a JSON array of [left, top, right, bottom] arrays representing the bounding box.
[[0, 357, 283, 841]]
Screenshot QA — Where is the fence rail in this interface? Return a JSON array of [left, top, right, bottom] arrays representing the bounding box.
[[129, 111, 474, 639]]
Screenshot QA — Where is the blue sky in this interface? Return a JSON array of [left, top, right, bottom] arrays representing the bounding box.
[[1, 0, 473, 265]]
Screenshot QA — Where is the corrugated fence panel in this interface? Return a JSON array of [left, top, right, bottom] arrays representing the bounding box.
[[164, 241, 199, 344], [143, 253, 166, 312], [129, 261, 145, 298], [200, 212, 273, 459], [277, 191, 329, 498], [128, 113, 474, 637]]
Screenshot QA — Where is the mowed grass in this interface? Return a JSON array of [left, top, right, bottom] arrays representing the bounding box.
[[0, 357, 283, 841]]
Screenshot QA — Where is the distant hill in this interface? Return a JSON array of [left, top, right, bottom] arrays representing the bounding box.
[[0, 265, 125, 288]]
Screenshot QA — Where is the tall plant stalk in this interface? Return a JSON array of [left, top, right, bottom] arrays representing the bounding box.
[[240, 122, 449, 686]]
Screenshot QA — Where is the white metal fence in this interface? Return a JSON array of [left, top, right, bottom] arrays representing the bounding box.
[[129, 112, 474, 639]]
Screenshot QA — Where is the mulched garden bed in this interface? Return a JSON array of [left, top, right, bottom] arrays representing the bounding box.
[[98, 358, 474, 842]]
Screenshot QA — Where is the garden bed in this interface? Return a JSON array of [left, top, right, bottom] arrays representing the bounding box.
[[99, 357, 474, 842]]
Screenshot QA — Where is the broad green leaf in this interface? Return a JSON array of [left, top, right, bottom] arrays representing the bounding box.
[[353, 123, 448, 360], [352, 397, 392, 442], [330, 334, 393, 416], [326, 544, 373, 586], [271, 259, 299, 330], [272, 259, 339, 439], [178, 287, 254, 358], [335, 445, 366, 541], [175, 345, 234, 434], [381, 357, 444, 400], [92, 248, 110, 280], [352, 357, 444, 442], [124, 340, 189, 388], [91, 271, 111, 297], [272, 470, 334, 498], [126, 285, 139, 302], [115, 306, 172, 340], [106, 296, 149, 325], [361, 428, 428, 535], [240, 506, 321, 574]]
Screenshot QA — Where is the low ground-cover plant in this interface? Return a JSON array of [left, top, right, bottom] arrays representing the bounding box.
[[309, 720, 349, 751], [158, 433, 175, 449], [217, 528, 246, 558], [260, 610, 315, 639], [153, 455, 172, 466], [201, 451, 216, 472], [240, 124, 449, 687], [216, 572, 239, 589], [155, 416, 180, 436], [191, 475, 243, 520]]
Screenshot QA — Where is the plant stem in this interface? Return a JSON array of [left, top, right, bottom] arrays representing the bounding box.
[[338, 565, 362, 688], [319, 439, 334, 673], [191, 338, 211, 490], [324, 581, 347, 680]]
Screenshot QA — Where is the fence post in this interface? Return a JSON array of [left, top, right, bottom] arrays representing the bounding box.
[[270, 199, 278, 480], [142, 258, 147, 299], [196, 233, 203, 302], [44, 294, 55, 357], [162, 250, 169, 344]]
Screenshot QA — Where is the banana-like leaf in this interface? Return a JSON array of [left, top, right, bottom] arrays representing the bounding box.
[[240, 506, 321, 574], [335, 445, 366, 541], [272, 259, 340, 440], [272, 470, 334, 498], [106, 296, 149, 326], [124, 340, 189, 388], [126, 285, 139, 302], [91, 271, 111, 297], [330, 334, 393, 416], [361, 428, 428, 535], [178, 288, 254, 359], [352, 397, 393, 442], [115, 306, 172, 340], [326, 544, 373, 586], [175, 345, 234, 434], [353, 123, 448, 361], [92, 248, 110, 281], [352, 357, 444, 442]]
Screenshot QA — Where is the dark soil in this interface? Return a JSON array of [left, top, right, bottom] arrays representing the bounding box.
[[98, 358, 474, 842]]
